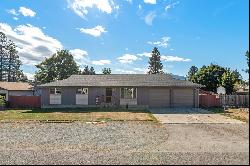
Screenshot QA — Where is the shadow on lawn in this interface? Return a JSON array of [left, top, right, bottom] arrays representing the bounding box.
[[19, 107, 150, 114]]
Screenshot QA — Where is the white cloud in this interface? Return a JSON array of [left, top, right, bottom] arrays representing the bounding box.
[[165, 1, 180, 11], [117, 54, 138, 63], [144, 0, 156, 4], [92, 60, 111, 65], [161, 55, 191, 62], [70, 49, 88, 60], [79, 25, 107, 37], [137, 52, 151, 57], [13, 17, 19, 20], [70, 49, 90, 65], [134, 67, 149, 74], [144, 11, 156, 25], [126, 0, 133, 4], [7, 9, 19, 16], [166, 65, 174, 68], [18, 7, 36, 17], [68, 0, 115, 19], [115, 69, 136, 74], [0, 23, 63, 65], [148, 36, 170, 48], [138, 4, 142, 10], [23, 72, 34, 80], [170, 48, 174, 51]]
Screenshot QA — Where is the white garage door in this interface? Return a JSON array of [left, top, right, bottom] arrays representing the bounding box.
[[173, 89, 194, 107], [149, 88, 170, 107]]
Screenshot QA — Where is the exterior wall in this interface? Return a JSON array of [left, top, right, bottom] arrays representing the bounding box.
[[194, 88, 199, 108], [112, 87, 120, 106], [8, 90, 34, 96], [41, 88, 50, 106], [41, 86, 200, 108], [61, 87, 76, 105], [88, 87, 106, 105], [137, 87, 149, 106]]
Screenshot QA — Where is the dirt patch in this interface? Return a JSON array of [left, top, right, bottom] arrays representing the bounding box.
[[224, 108, 249, 122]]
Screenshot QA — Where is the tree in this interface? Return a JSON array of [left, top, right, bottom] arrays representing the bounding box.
[[244, 50, 249, 73], [187, 66, 198, 82], [147, 47, 164, 74], [35, 50, 80, 84], [102, 68, 111, 74], [81, 65, 96, 75], [194, 64, 226, 92], [190, 64, 243, 94], [0, 32, 28, 82], [89, 66, 95, 75], [221, 69, 238, 94]]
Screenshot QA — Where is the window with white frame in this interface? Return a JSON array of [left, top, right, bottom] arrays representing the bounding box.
[[50, 88, 61, 95], [76, 88, 88, 94], [121, 88, 137, 99]]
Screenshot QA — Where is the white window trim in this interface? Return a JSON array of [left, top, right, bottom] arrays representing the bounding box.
[[76, 87, 88, 105], [76, 87, 88, 95], [120, 87, 137, 99], [50, 88, 61, 95]]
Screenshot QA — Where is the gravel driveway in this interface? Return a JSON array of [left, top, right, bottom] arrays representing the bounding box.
[[0, 122, 248, 165]]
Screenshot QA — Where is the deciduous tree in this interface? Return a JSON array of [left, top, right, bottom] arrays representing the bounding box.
[[35, 50, 80, 84]]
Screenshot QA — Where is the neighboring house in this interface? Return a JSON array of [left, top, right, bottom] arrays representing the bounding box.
[[235, 85, 249, 95], [0, 82, 34, 101], [38, 74, 203, 108]]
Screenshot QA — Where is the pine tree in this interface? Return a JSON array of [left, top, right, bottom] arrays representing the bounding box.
[[81, 65, 96, 75], [0, 32, 27, 82], [102, 68, 111, 74], [187, 66, 198, 82], [89, 67, 95, 75], [147, 47, 164, 74]]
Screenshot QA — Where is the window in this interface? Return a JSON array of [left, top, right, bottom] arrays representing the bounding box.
[[106, 88, 112, 103], [121, 88, 136, 99], [76, 88, 88, 95], [50, 88, 61, 95]]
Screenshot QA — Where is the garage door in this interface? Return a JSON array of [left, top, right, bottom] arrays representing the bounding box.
[[173, 89, 194, 107], [149, 88, 170, 107]]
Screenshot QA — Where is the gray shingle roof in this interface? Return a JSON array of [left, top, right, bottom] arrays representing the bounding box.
[[38, 74, 203, 88]]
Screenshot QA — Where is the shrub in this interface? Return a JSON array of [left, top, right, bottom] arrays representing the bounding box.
[[0, 96, 6, 109]]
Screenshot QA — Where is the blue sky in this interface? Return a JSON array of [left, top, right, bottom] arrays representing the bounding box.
[[0, 0, 249, 80]]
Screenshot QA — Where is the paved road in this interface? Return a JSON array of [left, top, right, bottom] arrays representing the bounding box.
[[150, 108, 245, 124], [0, 121, 248, 165]]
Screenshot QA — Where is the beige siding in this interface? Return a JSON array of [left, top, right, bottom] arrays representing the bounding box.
[[148, 88, 170, 107], [173, 88, 194, 107]]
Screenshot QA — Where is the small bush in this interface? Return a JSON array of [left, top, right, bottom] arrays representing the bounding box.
[[0, 96, 6, 109]]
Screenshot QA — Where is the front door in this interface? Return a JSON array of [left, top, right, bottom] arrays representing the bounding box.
[[106, 88, 112, 103]]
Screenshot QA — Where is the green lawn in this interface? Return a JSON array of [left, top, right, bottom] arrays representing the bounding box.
[[0, 107, 157, 122]]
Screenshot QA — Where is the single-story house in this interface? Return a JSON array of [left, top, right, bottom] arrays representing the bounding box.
[[38, 74, 203, 108], [235, 85, 249, 95], [0, 82, 34, 101]]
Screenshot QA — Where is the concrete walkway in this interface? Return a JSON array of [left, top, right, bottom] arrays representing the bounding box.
[[149, 108, 245, 124]]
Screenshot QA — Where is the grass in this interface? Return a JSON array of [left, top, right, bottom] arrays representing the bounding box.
[[0, 107, 158, 123], [208, 107, 249, 122]]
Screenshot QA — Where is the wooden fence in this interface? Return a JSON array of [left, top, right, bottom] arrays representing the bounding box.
[[9, 96, 41, 108], [199, 94, 249, 108]]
